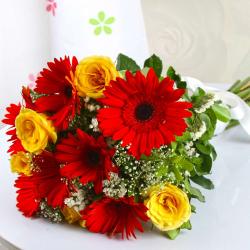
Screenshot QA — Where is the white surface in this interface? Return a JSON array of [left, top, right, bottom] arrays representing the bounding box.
[[0, 125, 250, 250]]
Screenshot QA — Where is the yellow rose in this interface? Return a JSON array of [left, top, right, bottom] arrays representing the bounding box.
[[62, 206, 81, 224], [145, 183, 191, 231], [15, 108, 57, 153], [75, 56, 120, 98], [10, 151, 32, 176]]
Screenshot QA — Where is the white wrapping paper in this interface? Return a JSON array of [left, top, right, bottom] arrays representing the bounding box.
[[49, 0, 149, 64]]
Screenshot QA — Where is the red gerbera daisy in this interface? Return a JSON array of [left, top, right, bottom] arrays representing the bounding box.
[[22, 86, 36, 110], [55, 129, 116, 193], [97, 68, 192, 159], [2, 103, 24, 154], [15, 175, 40, 217], [15, 151, 69, 217], [34, 56, 80, 130], [32, 151, 69, 208], [82, 196, 149, 239]]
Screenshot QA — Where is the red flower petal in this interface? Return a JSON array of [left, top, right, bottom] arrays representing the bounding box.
[[35, 56, 80, 130], [98, 68, 192, 159], [56, 129, 117, 193], [15, 175, 40, 217], [32, 151, 69, 208], [82, 197, 149, 239], [2, 103, 25, 154]]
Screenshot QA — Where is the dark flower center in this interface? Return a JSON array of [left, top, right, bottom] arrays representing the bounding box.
[[86, 150, 101, 166], [64, 86, 73, 98], [135, 103, 154, 121]]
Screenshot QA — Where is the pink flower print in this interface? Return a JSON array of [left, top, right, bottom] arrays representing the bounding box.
[[46, 0, 57, 16], [28, 73, 39, 90]]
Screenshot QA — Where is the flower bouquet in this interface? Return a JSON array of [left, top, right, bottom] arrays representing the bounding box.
[[2, 54, 231, 240]]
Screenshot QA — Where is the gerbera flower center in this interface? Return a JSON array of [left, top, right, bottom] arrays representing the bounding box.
[[135, 103, 154, 121], [64, 86, 73, 98], [86, 149, 101, 166]]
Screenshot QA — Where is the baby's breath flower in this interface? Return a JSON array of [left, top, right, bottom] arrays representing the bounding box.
[[190, 121, 206, 141], [194, 93, 217, 113], [38, 200, 63, 223], [89, 118, 99, 132], [64, 190, 87, 212], [103, 172, 127, 198]]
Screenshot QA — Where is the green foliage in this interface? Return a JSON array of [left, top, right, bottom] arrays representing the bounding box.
[[166, 229, 180, 240], [212, 103, 231, 122], [191, 175, 214, 190], [181, 220, 192, 230], [116, 54, 140, 73], [167, 66, 187, 89], [143, 54, 163, 77], [184, 179, 205, 202]]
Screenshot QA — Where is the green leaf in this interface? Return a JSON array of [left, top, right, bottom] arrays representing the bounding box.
[[176, 131, 191, 142], [191, 204, 196, 213], [200, 113, 215, 141], [166, 229, 180, 240], [116, 53, 140, 72], [212, 104, 231, 123], [190, 156, 203, 166], [143, 54, 163, 77], [94, 26, 102, 35], [98, 11, 105, 22], [167, 66, 186, 89], [189, 186, 205, 202], [172, 165, 183, 181], [177, 81, 187, 89], [191, 175, 214, 189], [167, 66, 180, 81], [173, 156, 193, 172], [226, 119, 240, 130], [195, 143, 211, 155], [210, 144, 217, 160], [193, 87, 206, 98], [171, 141, 177, 151], [184, 179, 205, 202], [206, 108, 217, 128], [104, 16, 115, 24], [181, 220, 192, 230], [195, 155, 212, 175], [103, 26, 112, 34], [89, 18, 99, 25], [141, 67, 150, 76]]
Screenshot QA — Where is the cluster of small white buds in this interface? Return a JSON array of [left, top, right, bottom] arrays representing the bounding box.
[[89, 118, 99, 132], [64, 190, 86, 212], [103, 172, 127, 198], [194, 93, 218, 113], [190, 121, 206, 141], [185, 141, 199, 157]]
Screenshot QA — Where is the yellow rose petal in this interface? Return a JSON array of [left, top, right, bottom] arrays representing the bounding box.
[[10, 151, 32, 176], [15, 108, 57, 153], [145, 183, 191, 231], [62, 206, 81, 224], [75, 56, 120, 99]]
